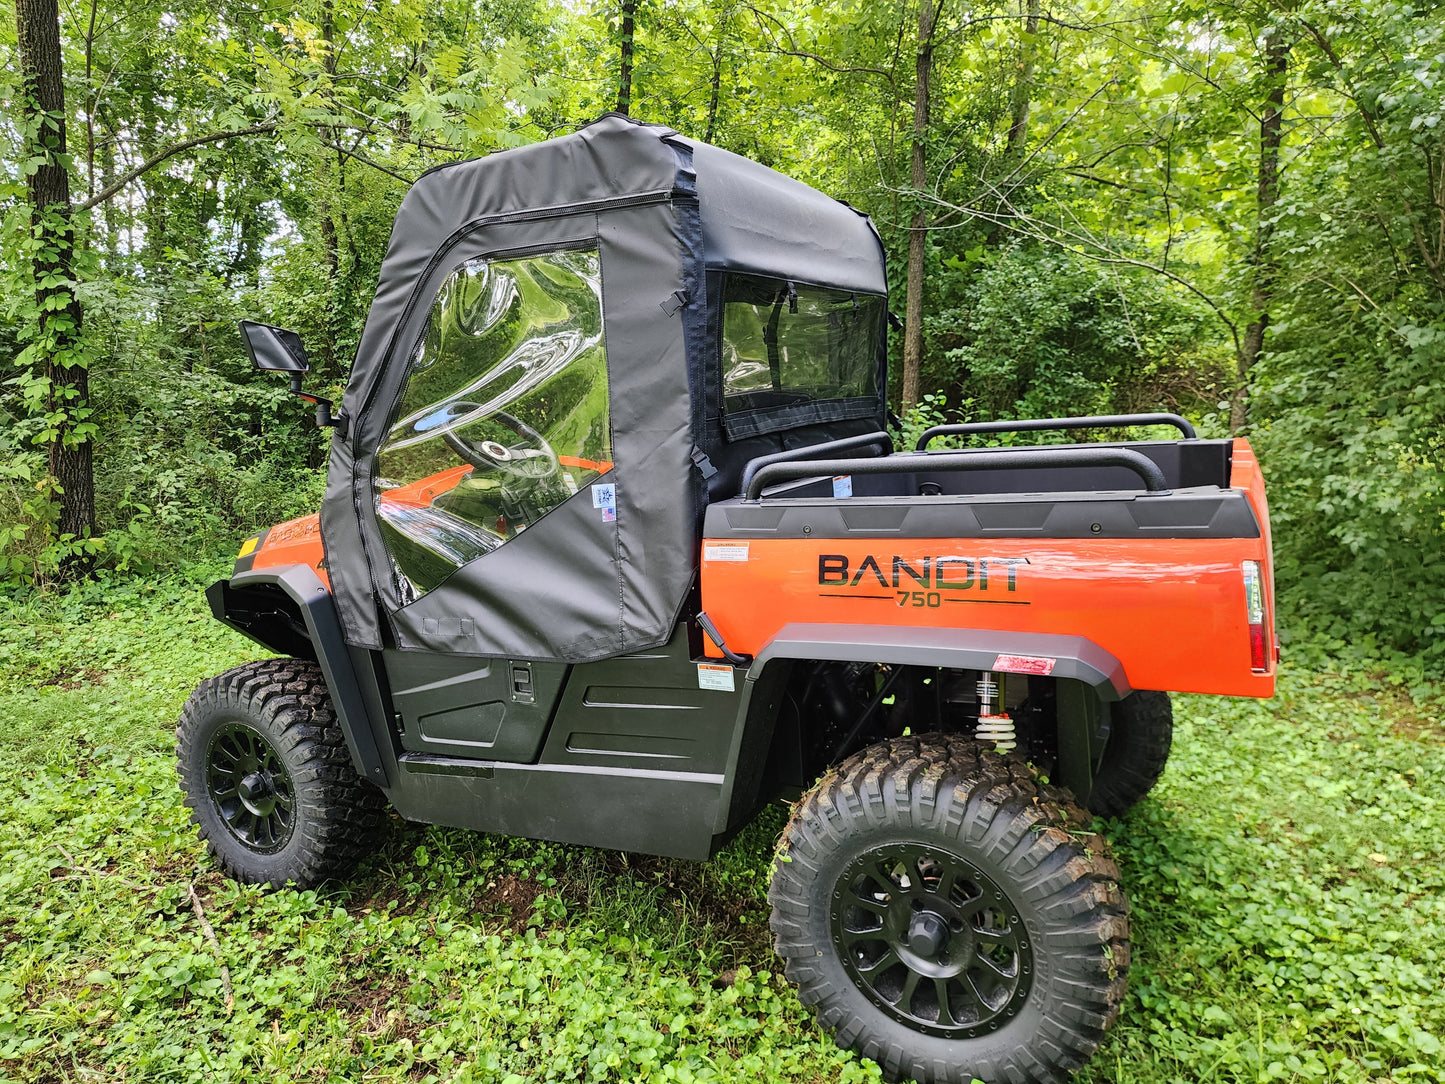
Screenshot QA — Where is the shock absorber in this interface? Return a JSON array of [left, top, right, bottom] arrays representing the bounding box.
[[975, 671, 1017, 753]]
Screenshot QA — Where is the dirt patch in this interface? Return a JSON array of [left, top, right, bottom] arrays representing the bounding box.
[[1390, 708, 1444, 745], [34, 667, 108, 691], [476, 873, 546, 931], [1324, 680, 1445, 745]]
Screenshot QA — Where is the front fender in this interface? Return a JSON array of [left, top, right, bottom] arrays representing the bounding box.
[[210, 565, 393, 787]]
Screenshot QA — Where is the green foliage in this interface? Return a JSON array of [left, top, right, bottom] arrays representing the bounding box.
[[926, 244, 1227, 425], [1, 584, 1443, 1082]]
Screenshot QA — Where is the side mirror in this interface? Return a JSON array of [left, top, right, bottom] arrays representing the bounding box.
[[237, 320, 346, 436], [239, 320, 310, 373]]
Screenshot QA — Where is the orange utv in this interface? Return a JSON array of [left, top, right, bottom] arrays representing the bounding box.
[[178, 115, 1276, 1084]]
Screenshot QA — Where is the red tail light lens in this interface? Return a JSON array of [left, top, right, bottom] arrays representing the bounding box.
[[1243, 560, 1268, 671]]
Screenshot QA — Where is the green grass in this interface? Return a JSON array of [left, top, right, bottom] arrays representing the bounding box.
[[1, 573, 1442, 1083]]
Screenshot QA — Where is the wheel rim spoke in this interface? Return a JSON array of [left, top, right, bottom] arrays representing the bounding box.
[[961, 970, 993, 1012], [850, 892, 890, 915], [856, 948, 899, 977], [841, 923, 886, 946], [933, 978, 957, 1026], [974, 950, 1015, 980], [894, 969, 921, 1011], [872, 860, 900, 892]]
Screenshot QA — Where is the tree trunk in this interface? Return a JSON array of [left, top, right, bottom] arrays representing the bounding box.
[[318, 0, 341, 375], [616, 0, 637, 115], [901, 0, 939, 412], [1004, 0, 1040, 159], [1231, 29, 1288, 433], [703, 2, 732, 144], [16, 0, 97, 564]]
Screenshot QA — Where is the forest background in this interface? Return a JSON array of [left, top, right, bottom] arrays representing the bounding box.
[[4, 4, 1445, 1081], [3, 0, 1444, 670]]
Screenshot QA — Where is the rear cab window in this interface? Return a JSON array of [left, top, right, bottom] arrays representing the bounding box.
[[717, 274, 885, 441]]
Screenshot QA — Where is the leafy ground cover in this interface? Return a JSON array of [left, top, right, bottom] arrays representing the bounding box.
[[0, 574, 1442, 1083]]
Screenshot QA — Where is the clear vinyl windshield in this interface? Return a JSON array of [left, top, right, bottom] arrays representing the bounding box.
[[375, 248, 612, 602]]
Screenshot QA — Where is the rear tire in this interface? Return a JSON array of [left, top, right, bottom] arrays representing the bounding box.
[[769, 735, 1128, 1084], [177, 658, 384, 888], [1086, 691, 1172, 817]]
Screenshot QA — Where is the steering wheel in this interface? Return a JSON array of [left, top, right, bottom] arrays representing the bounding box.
[[416, 401, 560, 481]]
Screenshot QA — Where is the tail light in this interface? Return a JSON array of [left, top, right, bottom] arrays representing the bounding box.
[[1243, 560, 1269, 672]]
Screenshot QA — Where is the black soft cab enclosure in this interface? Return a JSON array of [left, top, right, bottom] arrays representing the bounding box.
[[319, 112, 889, 663]]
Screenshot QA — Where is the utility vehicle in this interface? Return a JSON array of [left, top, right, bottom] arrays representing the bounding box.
[[178, 114, 1277, 1084]]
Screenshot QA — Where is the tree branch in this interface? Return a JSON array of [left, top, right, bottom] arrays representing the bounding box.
[[77, 121, 280, 212], [745, 4, 897, 85]]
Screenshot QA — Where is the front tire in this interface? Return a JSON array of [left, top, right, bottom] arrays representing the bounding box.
[[769, 735, 1128, 1084], [177, 658, 384, 888]]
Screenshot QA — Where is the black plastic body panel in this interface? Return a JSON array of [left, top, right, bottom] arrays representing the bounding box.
[[385, 762, 728, 859], [734, 439, 1235, 505], [746, 446, 1171, 497], [384, 621, 756, 859], [914, 440, 1232, 496], [538, 632, 745, 772], [383, 651, 568, 762], [1056, 679, 1110, 804]]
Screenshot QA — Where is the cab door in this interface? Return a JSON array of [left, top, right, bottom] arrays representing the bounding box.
[[369, 239, 615, 762]]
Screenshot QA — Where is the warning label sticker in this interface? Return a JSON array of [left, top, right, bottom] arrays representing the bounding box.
[[993, 654, 1056, 676], [703, 541, 750, 563], [697, 663, 736, 692]]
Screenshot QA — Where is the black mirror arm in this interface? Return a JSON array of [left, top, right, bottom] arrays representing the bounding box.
[[288, 376, 348, 437]]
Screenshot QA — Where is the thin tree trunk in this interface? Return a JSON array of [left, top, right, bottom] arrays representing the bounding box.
[[703, 3, 731, 144], [1004, 0, 1040, 159], [616, 0, 637, 115], [16, 0, 96, 562], [1231, 29, 1288, 433], [318, 0, 341, 375], [901, 0, 939, 412]]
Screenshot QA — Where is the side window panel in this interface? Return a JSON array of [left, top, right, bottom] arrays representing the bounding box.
[[375, 248, 611, 603], [719, 274, 884, 438]]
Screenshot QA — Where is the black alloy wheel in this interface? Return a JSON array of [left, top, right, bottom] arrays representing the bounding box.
[[206, 722, 296, 853], [833, 843, 1033, 1039], [177, 658, 384, 888], [770, 734, 1129, 1084]]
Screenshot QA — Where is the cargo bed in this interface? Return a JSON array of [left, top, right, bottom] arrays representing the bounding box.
[[700, 433, 1276, 698]]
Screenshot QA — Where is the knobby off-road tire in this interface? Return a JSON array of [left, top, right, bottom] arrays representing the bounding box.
[[1085, 691, 1173, 818], [769, 735, 1129, 1084], [177, 658, 384, 888]]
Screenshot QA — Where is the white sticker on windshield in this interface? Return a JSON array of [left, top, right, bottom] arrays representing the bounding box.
[[592, 483, 616, 509]]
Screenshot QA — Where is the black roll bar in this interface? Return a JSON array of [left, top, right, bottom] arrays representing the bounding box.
[[738, 430, 893, 497], [743, 446, 1170, 500], [915, 412, 1197, 451]]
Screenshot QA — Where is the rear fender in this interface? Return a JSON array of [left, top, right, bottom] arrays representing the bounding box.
[[211, 565, 394, 787], [746, 623, 1126, 804], [748, 623, 1130, 701]]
